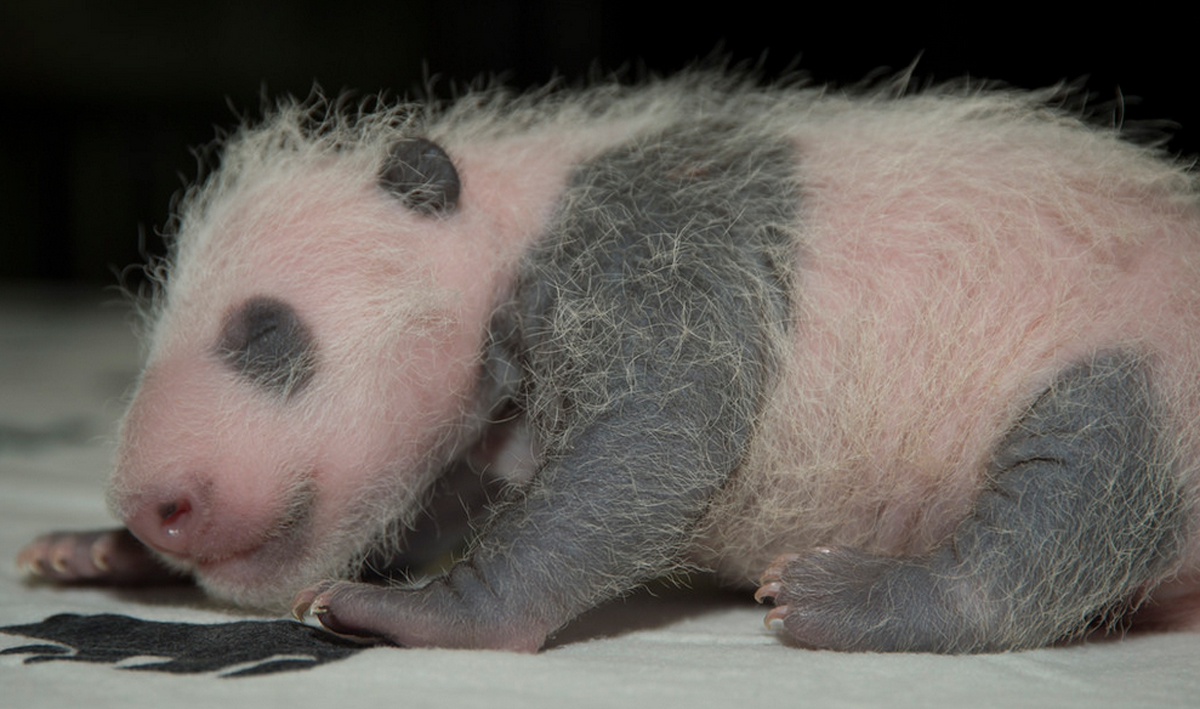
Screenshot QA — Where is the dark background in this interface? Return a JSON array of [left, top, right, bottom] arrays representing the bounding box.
[[3, 1, 1196, 286]]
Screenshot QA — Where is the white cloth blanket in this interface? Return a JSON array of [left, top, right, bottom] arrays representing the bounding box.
[[2, 286, 1197, 707]]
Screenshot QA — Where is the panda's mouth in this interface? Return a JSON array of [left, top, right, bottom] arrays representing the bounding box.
[[142, 476, 324, 609], [184, 518, 329, 610]]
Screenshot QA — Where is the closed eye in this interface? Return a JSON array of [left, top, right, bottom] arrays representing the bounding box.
[[217, 296, 316, 397]]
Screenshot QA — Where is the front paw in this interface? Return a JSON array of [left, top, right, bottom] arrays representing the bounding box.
[[292, 578, 547, 652], [17, 528, 181, 586]]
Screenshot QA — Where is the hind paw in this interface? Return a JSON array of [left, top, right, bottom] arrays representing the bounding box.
[[755, 547, 965, 652]]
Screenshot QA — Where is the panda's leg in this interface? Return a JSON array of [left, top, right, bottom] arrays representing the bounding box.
[[756, 352, 1188, 652], [17, 528, 183, 586], [291, 123, 799, 652]]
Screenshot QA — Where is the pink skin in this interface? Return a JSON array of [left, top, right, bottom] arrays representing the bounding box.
[[97, 134, 587, 610], [111, 203, 487, 604], [111, 353, 378, 600], [18, 102, 1200, 649], [13, 127, 616, 616]]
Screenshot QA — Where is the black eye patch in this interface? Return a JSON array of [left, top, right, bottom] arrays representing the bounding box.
[[217, 297, 316, 397]]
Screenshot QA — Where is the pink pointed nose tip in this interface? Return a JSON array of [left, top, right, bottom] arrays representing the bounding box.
[[125, 495, 197, 558]]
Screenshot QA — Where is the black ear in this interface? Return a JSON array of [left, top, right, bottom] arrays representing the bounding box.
[[379, 138, 461, 215]]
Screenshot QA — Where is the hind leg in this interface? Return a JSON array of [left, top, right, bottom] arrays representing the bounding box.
[[756, 353, 1188, 652]]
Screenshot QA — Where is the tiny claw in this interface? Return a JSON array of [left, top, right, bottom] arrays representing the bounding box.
[[760, 553, 802, 585], [291, 581, 337, 621], [50, 552, 69, 575], [764, 605, 789, 632], [16, 550, 43, 577], [90, 541, 111, 572], [299, 606, 329, 630], [291, 595, 316, 621], [755, 581, 782, 604]]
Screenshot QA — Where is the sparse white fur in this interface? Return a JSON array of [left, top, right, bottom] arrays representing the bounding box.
[[112, 73, 1200, 639]]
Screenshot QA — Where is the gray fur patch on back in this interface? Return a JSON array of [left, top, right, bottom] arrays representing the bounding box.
[[455, 120, 801, 618], [514, 120, 798, 458]]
